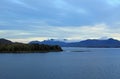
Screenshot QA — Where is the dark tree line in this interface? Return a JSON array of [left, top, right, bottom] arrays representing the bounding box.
[[0, 43, 63, 53]]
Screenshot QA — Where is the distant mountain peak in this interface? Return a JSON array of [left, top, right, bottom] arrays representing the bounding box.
[[108, 38, 116, 40]]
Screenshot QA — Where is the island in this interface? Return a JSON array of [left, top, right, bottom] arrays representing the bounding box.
[[0, 38, 63, 53]]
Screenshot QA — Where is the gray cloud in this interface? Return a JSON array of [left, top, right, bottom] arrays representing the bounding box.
[[0, 0, 120, 41], [1, 0, 120, 26]]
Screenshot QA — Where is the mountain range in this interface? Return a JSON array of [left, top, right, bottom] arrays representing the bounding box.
[[29, 38, 120, 48], [0, 38, 120, 48]]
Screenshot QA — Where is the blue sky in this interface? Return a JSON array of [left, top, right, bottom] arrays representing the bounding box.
[[0, 0, 120, 42]]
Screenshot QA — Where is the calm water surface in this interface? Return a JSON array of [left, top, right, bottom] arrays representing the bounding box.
[[0, 47, 120, 79]]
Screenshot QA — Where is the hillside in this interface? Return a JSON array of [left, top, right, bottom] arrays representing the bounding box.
[[0, 39, 63, 53]]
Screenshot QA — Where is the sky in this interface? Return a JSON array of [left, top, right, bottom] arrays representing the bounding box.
[[0, 0, 120, 43]]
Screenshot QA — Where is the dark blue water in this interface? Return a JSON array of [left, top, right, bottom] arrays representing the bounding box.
[[0, 47, 120, 79]]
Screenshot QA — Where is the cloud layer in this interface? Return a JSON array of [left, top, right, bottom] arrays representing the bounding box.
[[0, 23, 120, 42], [0, 0, 120, 42]]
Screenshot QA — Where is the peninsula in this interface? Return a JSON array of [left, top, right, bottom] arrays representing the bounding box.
[[0, 38, 63, 53]]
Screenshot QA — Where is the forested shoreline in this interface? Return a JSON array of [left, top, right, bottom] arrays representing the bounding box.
[[0, 43, 63, 53]]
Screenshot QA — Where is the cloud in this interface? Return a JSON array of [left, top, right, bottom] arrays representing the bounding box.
[[0, 0, 120, 42], [54, 0, 87, 14], [1, 23, 120, 43], [8, 0, 38, 10], [2, 0, 120, 26], [0, 30, 32, 38], [106, 0, 120, 7]]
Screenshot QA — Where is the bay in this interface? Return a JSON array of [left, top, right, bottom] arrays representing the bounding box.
[[0, 47, 120, 79]]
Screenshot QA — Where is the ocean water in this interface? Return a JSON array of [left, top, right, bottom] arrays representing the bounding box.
[[0, 47, 120, 79]]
